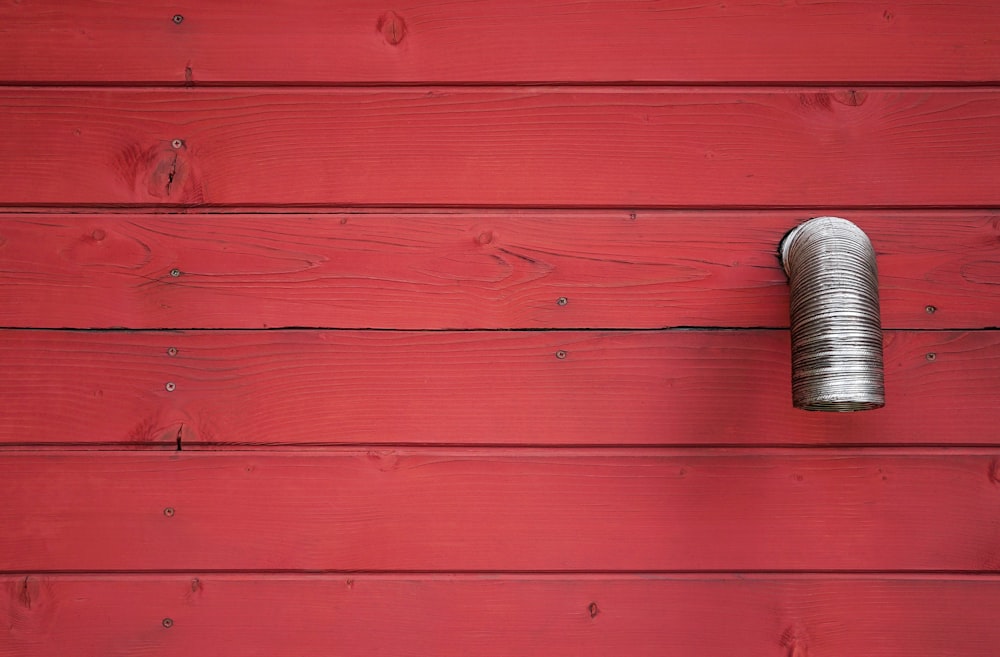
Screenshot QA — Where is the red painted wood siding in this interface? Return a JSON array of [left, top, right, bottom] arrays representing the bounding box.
[[2, 89, 999, 207], [0, 211, 996, 329], [0, 330, 996, 446], [2, 1, 998, 84], [1, 2, 999, 656]]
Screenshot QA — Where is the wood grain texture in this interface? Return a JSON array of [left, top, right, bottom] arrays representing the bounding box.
[[4, 574, 1000, 657], [1, 211, 997, 329], [1, 88, 999, 207], [3, 2, 998, 652], [2, 449, 1000, 571], [1, 1, 999, 84], [0, 329, 995, 447]]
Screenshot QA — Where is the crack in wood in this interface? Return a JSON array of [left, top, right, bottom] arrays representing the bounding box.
[[164, 154, 178, 196]]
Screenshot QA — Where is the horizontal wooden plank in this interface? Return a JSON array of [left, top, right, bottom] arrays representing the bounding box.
[[4, 575, 1000, 657], [1, 1, 998, 84], [1, 450, 999, 571], [1, 329, 995, 447], [0, 211, 996, 329], [1, 89, 998, 207]]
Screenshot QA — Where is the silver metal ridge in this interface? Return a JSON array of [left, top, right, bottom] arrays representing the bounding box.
[[780, 216, 885, 411]]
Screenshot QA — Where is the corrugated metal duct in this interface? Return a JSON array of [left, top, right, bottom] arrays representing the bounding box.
[[780, 216, 885, 411]]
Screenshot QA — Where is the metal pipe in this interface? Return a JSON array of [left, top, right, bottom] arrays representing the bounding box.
[[779, 216, 884, 411]]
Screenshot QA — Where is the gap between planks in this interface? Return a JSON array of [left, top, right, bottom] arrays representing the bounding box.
[[4, 571, 1000, 580], [2, 446, 999, 457], [2, 204, 1000, 214]]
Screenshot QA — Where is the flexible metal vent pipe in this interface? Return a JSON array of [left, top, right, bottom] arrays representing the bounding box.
[[779, 216, 885, 411]]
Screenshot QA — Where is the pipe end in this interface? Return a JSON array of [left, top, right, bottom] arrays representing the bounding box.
[[795, 398, 885, 412]]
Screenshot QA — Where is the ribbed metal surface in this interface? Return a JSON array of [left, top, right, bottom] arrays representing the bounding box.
[[780, 217, 884, 411]]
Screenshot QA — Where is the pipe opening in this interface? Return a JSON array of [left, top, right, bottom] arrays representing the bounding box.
[[779, 216, 884, 412]]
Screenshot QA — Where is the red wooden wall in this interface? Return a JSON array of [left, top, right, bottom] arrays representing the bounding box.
[[2, 2, 1000, 655]]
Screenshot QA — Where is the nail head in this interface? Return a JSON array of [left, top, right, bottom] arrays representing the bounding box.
[[170, 268, 181, 277], [172, 14, 183, 24], [171, 139, 183, 149], [925, 305, 937, 314], [165, 382, 176, 392], [162, 617, 174, 628], [167, 347, 178, 356], [163, 507, 175, 517], [556, 297, 568, 306], [926, 352, 936, 361]]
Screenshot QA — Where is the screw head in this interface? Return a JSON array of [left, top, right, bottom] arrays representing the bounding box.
[[555, 350, 567, 359], [165, 382, 176, 392], [170, 268, 181, 277], [167, 347, 178, 357], [556, 297, 568, 306], [926, 352, 937, 361], [163, 507, 175, 517], [171, 139, 183, 149], [925, 305, 937, 314], [162, 617, 174, 628], [172, 14, 183, 24]]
